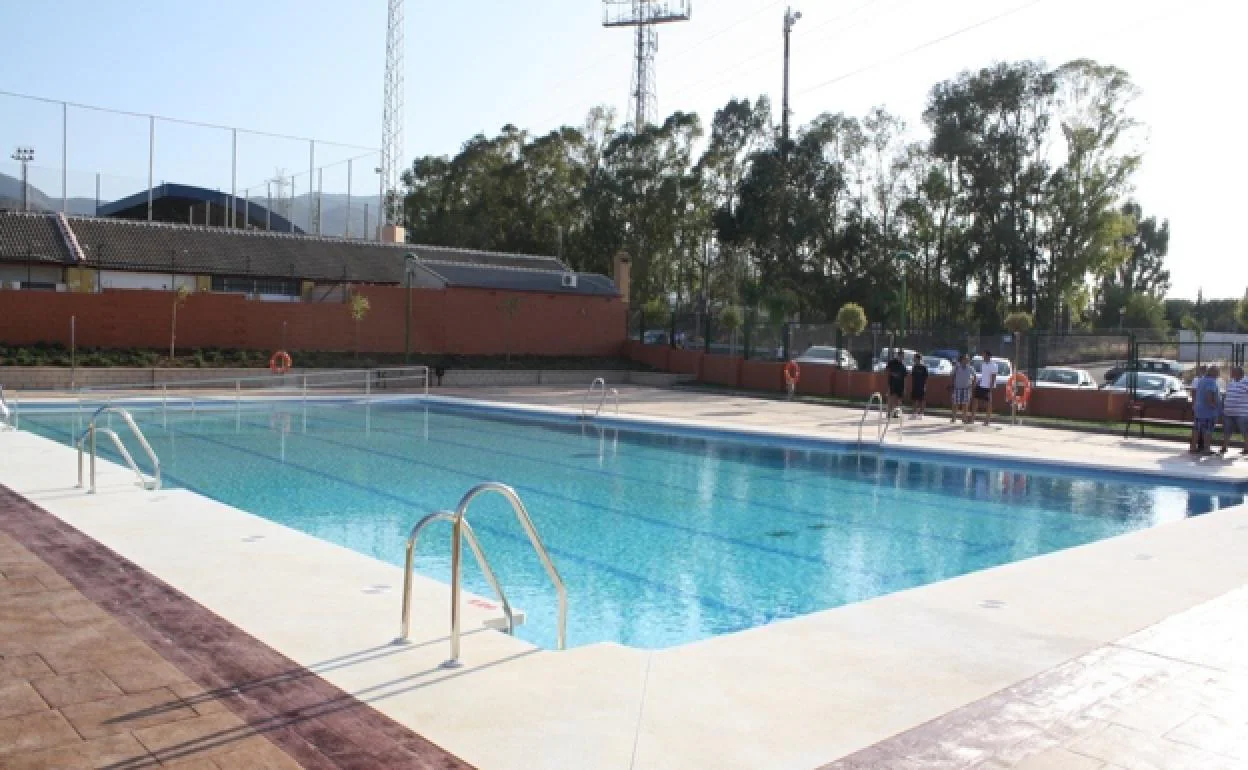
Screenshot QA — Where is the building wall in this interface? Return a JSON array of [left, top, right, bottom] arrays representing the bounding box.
[[0, 265, 63, 288], [0, 285, 627, 357]]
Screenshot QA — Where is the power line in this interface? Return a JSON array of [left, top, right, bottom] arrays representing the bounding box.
[[0, 87, 379, 151], [796, 0, 1046, 97]]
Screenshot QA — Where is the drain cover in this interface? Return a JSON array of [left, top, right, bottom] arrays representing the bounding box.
[[765, 530, 796, 538]]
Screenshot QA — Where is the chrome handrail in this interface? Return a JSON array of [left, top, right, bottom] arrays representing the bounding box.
[[581, 378, 607, 418], [399, 510, 515, 643], [0, 386, 12, 430], [76, 406, 161, 493], [858, 392, 884, 444], [398, 482, 567, 667]]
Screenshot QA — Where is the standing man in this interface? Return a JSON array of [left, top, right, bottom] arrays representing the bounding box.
[[910, 353, 929, 419], [885, 349, 907, 419], [1191, 365, 1221, 455], [951, 353, 974, 424], [1220, 366, 1248, 455], [969, 350, 998, 426]]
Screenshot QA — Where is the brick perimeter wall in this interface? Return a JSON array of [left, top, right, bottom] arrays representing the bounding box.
[[0, 287, 627, 357]]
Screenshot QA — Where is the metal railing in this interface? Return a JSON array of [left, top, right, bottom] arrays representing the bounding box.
[[76, 406, 161, 493], [398, 482, 566, 668], [580, 378, 620, 418], [75, 366, 431, 411], [857, 391, 902, 444], [0, 386, 12, 431]]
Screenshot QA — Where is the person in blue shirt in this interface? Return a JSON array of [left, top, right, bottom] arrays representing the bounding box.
[[1190, 365, 1222, 455]]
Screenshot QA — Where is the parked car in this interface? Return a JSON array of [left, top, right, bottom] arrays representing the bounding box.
[[642, 330, 670, 346], [926, 349, 962, 366], [795, 346, 857, 370], [1103, 372, 1189, 401], [1035, 367, 1097, 390], [923, 357, 954, 376], [872, 348, 921, 372], [1103, 357, 1187, 384], [970, 356, 1014, 386]]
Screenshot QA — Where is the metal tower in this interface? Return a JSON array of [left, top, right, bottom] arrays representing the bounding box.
[[603, 1, 692, 130], [381, 0, 405, 228]]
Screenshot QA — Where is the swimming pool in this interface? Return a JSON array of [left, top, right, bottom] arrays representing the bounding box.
[[20, 399, 1246, 649]]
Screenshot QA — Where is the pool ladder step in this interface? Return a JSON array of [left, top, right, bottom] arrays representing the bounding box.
[[397, 482, 566, 668], [75, 406, 161, 493]]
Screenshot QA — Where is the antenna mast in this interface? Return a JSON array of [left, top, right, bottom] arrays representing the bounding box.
[[602, 1, 692, 130], [381, 0, 405, 232]]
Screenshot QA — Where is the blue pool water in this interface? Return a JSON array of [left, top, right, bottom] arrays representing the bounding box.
[[21, 399, 1246, 649]]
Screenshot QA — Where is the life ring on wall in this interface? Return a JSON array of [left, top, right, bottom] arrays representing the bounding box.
[[269, 350, 293, 374], [1006, 372, 1032, 409], [784, 360, 801, 386]]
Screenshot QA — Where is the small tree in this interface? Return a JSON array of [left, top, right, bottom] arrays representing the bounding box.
[[1181, 313, 1205, 366], [169, 285, 191, 362], [500, 296, 521, 363], [349, 293, 371, 359], [835, 302, 868, 379], [1004, 311, 1034, 369]]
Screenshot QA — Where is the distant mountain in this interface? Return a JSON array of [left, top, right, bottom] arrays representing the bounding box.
[[0, 173, 96, 216], [0, 173, 382, 239]]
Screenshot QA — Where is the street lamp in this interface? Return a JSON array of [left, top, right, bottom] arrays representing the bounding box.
[[895, 251, 914, 335], [10, 147, 35, 211], [404, 253, 418, 363]]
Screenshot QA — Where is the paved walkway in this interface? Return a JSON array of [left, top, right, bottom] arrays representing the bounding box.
[[0, 486, 472, 770], [825, 585, 1248, 769]]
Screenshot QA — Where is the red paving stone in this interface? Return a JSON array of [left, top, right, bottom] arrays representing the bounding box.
[[0, 484, 474, 769]]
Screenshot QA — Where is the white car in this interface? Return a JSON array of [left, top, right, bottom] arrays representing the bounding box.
[[872, 348, 921, 372], [1035, 367, 1097, 389], [795, 346, 857, 370], [922, 357, 954, 376], [970, 356, 1014, 387]]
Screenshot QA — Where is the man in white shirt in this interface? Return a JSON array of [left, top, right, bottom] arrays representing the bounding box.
[[969, 350, 998, 426], [1220, 366, 1248, 455]]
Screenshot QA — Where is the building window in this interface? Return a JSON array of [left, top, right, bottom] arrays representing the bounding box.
[[210, 276, 300, 296]]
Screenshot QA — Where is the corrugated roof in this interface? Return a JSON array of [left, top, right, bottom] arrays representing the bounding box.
[[418, 260, 619, 297]]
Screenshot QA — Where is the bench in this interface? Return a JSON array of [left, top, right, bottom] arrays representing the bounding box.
[[1124, 399, 1219, 439]]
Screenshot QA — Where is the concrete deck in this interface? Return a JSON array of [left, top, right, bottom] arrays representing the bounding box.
[[1, 384, 1245, 769]]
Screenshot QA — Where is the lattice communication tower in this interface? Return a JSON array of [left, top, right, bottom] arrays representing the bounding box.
[[381, 0, 405, 227], [602, 1, 692, 129]]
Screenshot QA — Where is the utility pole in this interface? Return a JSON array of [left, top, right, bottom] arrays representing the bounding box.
[[380, 0, 405, 233], [602, 1, 692, 130], [10, 147, 34, 211], [782, 7, 802, 145]]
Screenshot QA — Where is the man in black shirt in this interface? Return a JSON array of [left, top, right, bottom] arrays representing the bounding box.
[[885, 350, 907, 417], [910, 354, 929, 419]]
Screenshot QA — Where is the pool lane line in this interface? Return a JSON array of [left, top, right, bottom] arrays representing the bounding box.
[[352, 405, 1124, 534], [297, 407, 1090, 550], [194, 415, 914, 582]]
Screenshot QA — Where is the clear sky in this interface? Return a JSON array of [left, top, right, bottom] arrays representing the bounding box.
[[1, 0, 1241, 299]]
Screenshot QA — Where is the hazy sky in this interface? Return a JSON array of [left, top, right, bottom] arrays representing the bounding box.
[[1, 0, 1241, 299]]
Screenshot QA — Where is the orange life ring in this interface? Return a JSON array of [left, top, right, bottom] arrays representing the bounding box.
[[1006, 372, 1032, 409], [269, 350, 292, 374], [784, 360, 801, 385]]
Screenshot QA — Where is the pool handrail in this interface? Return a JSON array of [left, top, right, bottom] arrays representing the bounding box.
[[857, 392, 903, 445], [0, 386, 11, 430], [398, 482, 566, 667], [399, 510, 515, 644], [580, 379, 618, 418], [75, 405, 161, 493]]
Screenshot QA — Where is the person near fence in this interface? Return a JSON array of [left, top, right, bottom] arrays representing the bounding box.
[[1190, 365, 1221, 455], [910, 354, 929, 419], [970, 350, 998, 426], [885, 350, 907, 418], [1220, 366, 1248, 456], [951, 354, 974, 424]]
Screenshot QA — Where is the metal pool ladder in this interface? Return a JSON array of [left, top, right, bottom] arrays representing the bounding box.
[[0, 386, 13, 431], [580, 378, 620, 419], [398, 482, 567, 668], [76, 406, 161, 493], [858, 391, 901, 445]]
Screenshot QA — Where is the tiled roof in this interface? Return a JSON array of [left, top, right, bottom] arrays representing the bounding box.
[[0, 214, 607, 293], [0, 212, 74, 264]]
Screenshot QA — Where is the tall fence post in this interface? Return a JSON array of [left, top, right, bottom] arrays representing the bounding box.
[[782, 323, 792, 362], [704, 312, 712, 354], [669, 311, 677, 349]]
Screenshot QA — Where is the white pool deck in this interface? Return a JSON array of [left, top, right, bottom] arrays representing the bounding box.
[[2, 385, 1247, 770]]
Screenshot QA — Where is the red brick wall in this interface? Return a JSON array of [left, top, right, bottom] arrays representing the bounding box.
[[667, 349, 704, 377], [0, 287, 627, 356], [794, 364, 833, 396], [700, 355, 742, 387], [631, 344, 672, 371], [740, 360, 786, 392]]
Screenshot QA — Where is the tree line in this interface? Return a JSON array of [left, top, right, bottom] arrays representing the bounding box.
[[401, 58, 1224, 334]]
